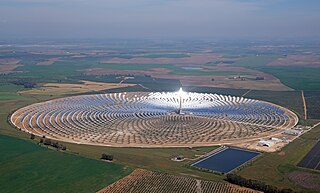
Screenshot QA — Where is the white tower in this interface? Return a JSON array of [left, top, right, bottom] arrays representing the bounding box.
[[177, 87, 184, 114]]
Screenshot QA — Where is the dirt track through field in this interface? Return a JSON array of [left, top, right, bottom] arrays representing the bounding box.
[[196, 180, 203, 193], [301, 90, 307, 120], [138, 84, 154, 91], [242, 89, 252, 97]]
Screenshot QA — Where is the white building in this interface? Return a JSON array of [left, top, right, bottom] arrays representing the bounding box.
[[284, 129, 303, 136], [258, 140, 275, 147]]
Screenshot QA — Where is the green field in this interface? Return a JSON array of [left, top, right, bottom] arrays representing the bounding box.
[[0, 134, 132, 193], [304, 91, 320, 119], [0, 84, 26, 100], [232, 55, 281, 68], [94, 63, 173, 70], [13, 61, 86, 80], [61, 142, 221, 181], [257, 66, 320, 91], [139, 53, 189, 58], [171, 70, 253, 76]]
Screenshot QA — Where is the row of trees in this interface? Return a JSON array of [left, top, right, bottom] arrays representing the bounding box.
[[226, 174, 297, 193], [11, 79, 36, 88], [32, 134, 67, 150], [42, 139, 67, 150], [101, 153, 113, 161]]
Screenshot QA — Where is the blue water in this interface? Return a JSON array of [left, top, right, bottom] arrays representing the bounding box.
[[181, 67, 203, 70], [192, 147, 260, 173]]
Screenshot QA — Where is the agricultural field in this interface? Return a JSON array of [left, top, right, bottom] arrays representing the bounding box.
[[0, 45, 290, 90], [256, 66, 320, 91], [268, 54, 320, 67], [0, 134, 132, 193], [0, 83, 26, 100], [2, 42, 319, 92], [231, 55, 281, 68], [98, 169, 259, 193], [304, 91, 320, 119], [298, 141, 320, 171], [51, 141, 221, 181], [19, 80, 136, 96]]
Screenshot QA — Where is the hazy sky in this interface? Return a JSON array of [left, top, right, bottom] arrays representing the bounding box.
[[0, 0, 320, 39]]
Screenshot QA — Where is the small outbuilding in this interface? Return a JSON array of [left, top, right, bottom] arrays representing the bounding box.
[[176, 155, 184, 160], [284, 129, 303, 136], [258, 140, 275, 147]]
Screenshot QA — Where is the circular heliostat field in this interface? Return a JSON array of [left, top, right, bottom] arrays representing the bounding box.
[[11, 91, 298, 147]]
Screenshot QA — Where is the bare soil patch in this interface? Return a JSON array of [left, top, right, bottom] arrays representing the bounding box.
[[19, 80, 136, 96], [0, 64, 22, 74], [84, 67, 171, 77], [0, 58, 20, 65], [268, 54, 320, 67], [36, 57, 61, 65], [288, 171, 320, 191]]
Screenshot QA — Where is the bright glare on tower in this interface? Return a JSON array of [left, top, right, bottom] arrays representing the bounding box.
[[177, 87, 185, 114]]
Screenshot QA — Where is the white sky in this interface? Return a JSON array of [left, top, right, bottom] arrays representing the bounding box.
[[0, 0, 319, 39]]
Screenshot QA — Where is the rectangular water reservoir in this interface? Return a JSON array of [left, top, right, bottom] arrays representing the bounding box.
[[191, 147, 260, 173]]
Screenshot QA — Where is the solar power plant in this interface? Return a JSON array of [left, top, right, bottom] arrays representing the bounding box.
[[11, 90, 298, 147], [298, 141, 320, 171]]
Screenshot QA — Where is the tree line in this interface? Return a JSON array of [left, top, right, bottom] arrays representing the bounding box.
[[31, 134, 67, 150], [226, 174, 299, 193]]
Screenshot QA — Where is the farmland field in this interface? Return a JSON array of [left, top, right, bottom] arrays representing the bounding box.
[[304, 91, 320, 119], [232, 55, 281, 68], [0, 134, 132, 193], [53, 141, 221, 181], [19, 81, 136, 96], [98, 169, 258, 193], [256, 66, 320, 91], [298, 141, 320, 171], [0, 83, 26, 100], [139, 53, 189, 58]]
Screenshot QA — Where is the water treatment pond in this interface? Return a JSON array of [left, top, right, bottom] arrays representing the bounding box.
[[191, 147, 260, 173]]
